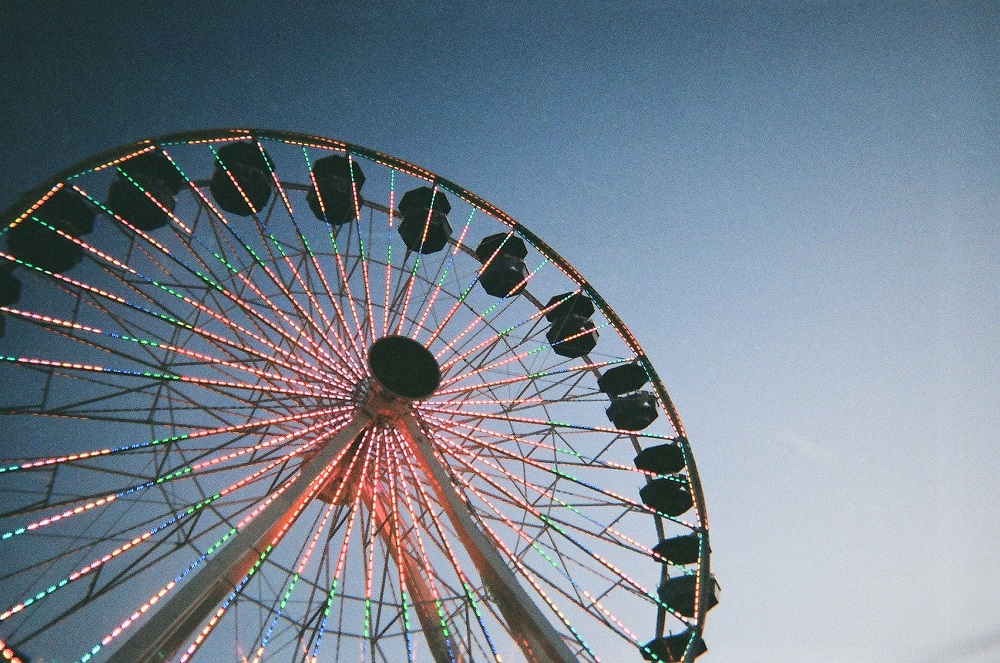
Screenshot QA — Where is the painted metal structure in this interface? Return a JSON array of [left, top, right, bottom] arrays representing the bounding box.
[[0, 129, 712, 663]]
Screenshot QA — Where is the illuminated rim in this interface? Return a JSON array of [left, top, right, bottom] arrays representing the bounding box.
[[0, 129, 711, 663]]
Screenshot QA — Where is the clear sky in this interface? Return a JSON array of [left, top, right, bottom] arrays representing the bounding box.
[[1, 2, 997, 662]]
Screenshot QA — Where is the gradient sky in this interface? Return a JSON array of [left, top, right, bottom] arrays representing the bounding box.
[[1, 2, 997, 662]]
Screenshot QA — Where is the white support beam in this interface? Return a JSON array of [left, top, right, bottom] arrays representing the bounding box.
[[105, 414, 371, 663], [367, 493, 465, 663], [398, 414, 579, 663]]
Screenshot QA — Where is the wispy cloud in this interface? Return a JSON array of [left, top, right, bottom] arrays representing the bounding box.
[[773, 431, 837, 465], [909, 627, 1000, 663]]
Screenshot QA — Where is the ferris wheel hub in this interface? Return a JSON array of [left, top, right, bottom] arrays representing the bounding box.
[[366, 335, 441, 400], [0, 130, 711, 663]]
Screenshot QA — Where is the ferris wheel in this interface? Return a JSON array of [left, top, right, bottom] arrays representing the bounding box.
[[0, 129, 716, 663]]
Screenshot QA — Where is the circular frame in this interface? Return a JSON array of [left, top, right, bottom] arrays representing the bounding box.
[[0, 128, 712, 663]]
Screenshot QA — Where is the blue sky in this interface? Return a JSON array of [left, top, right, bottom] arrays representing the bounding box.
[[1, 2, 997, 661]]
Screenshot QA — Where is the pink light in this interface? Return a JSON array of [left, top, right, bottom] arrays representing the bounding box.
[[258, 154, 368, 380], [383, 172, 395, 338], [419, 404, 664, 440], [435, 289, 576, 367], [388, 430, 503, 661], [325, 221, 367, 359], [394, 187, 444, 337], [1, 304, 339, 394], [303, 153, 367, 377], [1, 202, 342, 388], [424, 424, 694, 625], [426, 429, 659, 646], [411, 209, 474, 343], [162, 170, 352, 378], [422, 229, 519, 352], [421, 413, 663, 553], [382, 433, 461, 655], [433, 357, 625, 398]]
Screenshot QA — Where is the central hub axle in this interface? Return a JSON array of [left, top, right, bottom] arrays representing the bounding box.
[[318, 336, 441, 505], [367, 335, 441, 401]]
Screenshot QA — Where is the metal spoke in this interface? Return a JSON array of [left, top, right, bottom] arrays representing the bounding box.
[[0, 130, 711, 663]]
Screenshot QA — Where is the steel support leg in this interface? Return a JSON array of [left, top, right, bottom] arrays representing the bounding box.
[[367, 493, 465, 663], [105, 414, 371, 663], [398, 415, 578, 663]]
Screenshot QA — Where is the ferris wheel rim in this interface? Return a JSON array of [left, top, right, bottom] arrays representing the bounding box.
[[0, 127, 713, 663]]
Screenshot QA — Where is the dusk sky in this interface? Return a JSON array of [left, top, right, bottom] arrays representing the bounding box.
[[1, 3, 997, 662]]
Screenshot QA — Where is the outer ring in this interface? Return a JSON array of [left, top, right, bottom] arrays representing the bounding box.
[[1, 127, 712, 655]]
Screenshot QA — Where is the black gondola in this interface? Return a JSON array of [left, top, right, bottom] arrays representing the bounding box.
[[209, 141, 274, 216], [640, 629, 707, 662], [657, 574, 719, 618], [476, 234, 530, 297], [634, 442, 686, 476], [106, 175, 177, 231], [606, 391, 658, 430], [6, 188, 96, 273], [597, 361, 649, 396], [639, 478, 692, 517], [546, 313, 598, 358], [544, 291, 595, 322], [306, 154, 365, 225], [397, 186, 452, 254], [652, 532, 703, 566], [0, 268, 21, 306]]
